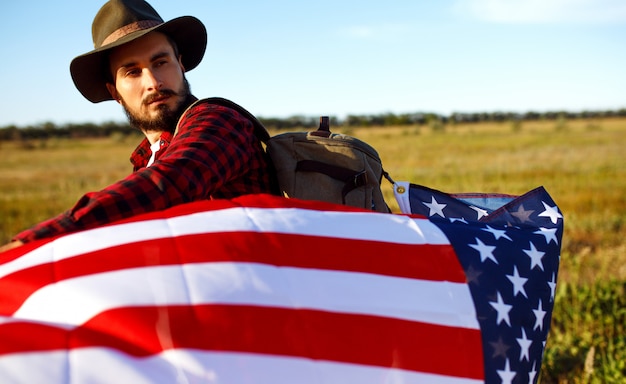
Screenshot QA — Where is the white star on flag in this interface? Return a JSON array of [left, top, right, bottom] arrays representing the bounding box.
[[548, 273, 557, 302], [533, 299, 547, 331], [524, 241, 545, 271], [497, 358, 516, 384], [490, 292, 512, 326], [516, 328, 532, 362], [538, 201, 563, 224], [423, 196, 447, 218], [506, 266, 528, 298], [534, 227, 558, 244], [528, 361, 538, 383], [482, 225, 512, 241], [470, 205, 489, 220], [469, 237, 498, 264]]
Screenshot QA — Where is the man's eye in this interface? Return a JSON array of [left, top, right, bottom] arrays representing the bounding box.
[[125, 69, 141, 77]]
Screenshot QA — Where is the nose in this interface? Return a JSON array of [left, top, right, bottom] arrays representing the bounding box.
[[142, 68, 162, 91]]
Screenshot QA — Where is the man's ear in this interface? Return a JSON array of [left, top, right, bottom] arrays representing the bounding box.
[[106, 83, 120, 103], [178, 55, 185, 72]]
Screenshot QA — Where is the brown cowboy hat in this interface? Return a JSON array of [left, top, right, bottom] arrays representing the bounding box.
[[70, 0, 207, 103]]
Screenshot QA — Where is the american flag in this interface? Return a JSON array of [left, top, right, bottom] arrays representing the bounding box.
[[0, 191, 562, 383]]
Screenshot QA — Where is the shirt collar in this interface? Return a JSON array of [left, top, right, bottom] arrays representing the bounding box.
[[129, 131, 174, 168]]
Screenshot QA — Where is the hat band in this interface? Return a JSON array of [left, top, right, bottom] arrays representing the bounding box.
[[101, 20, 162, 47]]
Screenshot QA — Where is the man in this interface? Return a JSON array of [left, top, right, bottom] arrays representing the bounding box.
[[0, 0, 276, 253]]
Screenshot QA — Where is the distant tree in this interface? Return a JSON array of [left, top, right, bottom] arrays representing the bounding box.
[[523, 111, 541, 121], [0, 125, 19, 141]]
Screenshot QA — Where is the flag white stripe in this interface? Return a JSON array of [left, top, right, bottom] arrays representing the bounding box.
[[14, 262, 478, 329], [0, 207, 448, 279], [0, 348, 485, 384]]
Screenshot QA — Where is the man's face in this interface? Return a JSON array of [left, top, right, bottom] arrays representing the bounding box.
[[106, 32, 189, 131]]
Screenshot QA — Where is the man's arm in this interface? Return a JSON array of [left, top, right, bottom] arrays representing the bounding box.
[[12, 103, 267, 244]]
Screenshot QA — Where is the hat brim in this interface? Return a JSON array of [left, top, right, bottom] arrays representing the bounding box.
[[70, 16, 207, 103]]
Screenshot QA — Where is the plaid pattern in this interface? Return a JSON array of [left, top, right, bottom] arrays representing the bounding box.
[[15, 101, 275, 243]]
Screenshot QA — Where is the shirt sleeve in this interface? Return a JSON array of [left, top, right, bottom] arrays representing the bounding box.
[[14, 103, 262, 243]]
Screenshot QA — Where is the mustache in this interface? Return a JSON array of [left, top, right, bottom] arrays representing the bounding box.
[[143, 89, 179, 105]]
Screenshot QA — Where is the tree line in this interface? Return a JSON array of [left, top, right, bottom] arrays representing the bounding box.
[[1, 108, 625, 141]]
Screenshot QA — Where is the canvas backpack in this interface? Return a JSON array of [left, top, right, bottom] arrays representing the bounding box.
[[191, 98, 391, 213]]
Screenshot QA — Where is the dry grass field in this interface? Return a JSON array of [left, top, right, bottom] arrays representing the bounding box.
[[0, 117, 624, 381]]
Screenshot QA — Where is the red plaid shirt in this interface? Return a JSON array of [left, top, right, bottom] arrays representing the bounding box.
[[15, 100, 275, 243]]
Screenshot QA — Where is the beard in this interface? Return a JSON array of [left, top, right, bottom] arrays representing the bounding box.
[[121, 77, 192, 133]]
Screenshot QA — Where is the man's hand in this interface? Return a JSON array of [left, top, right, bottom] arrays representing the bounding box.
[[0, 240, 24, 254]]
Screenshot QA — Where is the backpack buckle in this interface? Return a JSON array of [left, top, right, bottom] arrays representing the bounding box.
[[353, 170, 368, 187]]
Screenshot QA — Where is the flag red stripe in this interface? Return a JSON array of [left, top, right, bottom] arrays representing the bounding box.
[[0, 304, 484, 380], [0, 233, 464, 315]]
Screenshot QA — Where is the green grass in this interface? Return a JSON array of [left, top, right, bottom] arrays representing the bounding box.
[[1, 118, 625, 382]]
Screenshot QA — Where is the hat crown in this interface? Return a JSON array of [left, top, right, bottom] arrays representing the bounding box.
[[92, 0, 164, 49]]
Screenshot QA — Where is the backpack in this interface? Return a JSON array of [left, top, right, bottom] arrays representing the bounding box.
[[195, 98, 391, 213], [266, 117, 391, 212]]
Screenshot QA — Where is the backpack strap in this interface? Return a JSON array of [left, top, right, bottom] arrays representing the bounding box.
[[175, 97, 271, 143]]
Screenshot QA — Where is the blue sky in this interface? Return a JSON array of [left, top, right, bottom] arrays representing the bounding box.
[[1, 0, 625, 126]]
